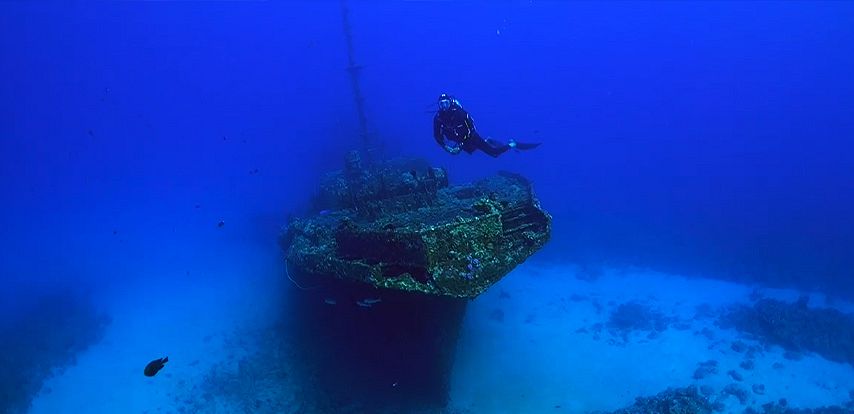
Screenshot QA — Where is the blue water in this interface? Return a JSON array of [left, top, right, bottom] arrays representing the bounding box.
[[1, 2, 853, 413]]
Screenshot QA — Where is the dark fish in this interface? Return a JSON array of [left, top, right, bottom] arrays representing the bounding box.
[[217, 220, 225, 228], [144, 357, 168, 377]]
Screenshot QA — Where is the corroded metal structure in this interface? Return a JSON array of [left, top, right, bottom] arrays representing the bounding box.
[[282, 152, 551, 298]]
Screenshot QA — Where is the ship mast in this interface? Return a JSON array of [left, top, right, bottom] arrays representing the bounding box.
[[340, 0, 371, 160]]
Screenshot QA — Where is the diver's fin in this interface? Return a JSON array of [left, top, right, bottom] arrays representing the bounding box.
[[515, 142, 541, 150]]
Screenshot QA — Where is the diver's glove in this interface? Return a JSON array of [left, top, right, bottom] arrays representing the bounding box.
[[445, 144, 462, 154]]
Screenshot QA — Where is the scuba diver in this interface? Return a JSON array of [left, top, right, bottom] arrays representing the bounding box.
[[433, 93, 540, 157]]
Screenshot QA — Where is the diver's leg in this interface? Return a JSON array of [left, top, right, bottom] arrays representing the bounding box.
[[477, 137, 511, 158]]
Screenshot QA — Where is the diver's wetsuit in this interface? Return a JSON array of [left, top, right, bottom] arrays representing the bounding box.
[[433, 103, 538, 158]]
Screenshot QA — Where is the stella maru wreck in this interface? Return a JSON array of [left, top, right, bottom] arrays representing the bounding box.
[[281, 151, 552, 298], [278, 151, 551, 411]]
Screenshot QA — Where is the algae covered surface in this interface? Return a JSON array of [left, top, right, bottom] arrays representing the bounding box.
[[283, 156, 551, 298]]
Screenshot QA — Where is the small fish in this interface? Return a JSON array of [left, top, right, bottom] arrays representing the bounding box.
[[318, 209, 332, 216], [217, 220, 225, 228], [357, 298, 382, 307], [144, 357, 168, 377], [324, 298, 337, 305]]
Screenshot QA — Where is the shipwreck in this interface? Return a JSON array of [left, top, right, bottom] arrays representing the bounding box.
[[281, 151, 552, 299], [279, 151, 551, 411]]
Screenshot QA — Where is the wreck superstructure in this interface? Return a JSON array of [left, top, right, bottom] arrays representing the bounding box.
[[281, 152, 551, 298]]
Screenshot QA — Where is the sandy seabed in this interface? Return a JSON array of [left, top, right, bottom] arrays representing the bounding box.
[[27, 261, 854, 414]]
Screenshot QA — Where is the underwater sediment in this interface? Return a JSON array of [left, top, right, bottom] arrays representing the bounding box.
[[0, 291, 110, 414], [597, 385, 854, 414], [599, 386, 715, 414], [719, 296, 854, 367]]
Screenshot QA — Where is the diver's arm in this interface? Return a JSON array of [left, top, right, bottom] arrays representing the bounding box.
[[435, 115, 461, 154], [462, 113, 476, 141], [433, 115, 445, 147]]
